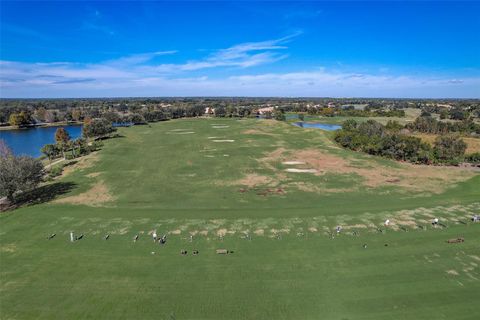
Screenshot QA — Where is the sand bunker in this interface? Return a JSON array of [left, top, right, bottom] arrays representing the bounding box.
[[168, 131, 195, 134], [212, 140, 235, 142], [283, 161, 305, 165], [212, 125, 230, 129], [285, 168, 317, 173]]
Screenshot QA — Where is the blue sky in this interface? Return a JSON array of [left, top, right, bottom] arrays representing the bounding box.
[[1, 1, 479, 98]]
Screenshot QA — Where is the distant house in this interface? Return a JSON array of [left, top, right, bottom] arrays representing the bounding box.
[[204, 107, 215, 115], [257, 106, 275, 115], [0, 197, 12, 211]]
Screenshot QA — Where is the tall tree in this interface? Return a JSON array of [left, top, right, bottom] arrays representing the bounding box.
[[55, 128, 71, 159], [41, 144, 58, 165]]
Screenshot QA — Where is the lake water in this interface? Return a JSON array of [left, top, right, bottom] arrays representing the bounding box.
[[293, 122, 342, 131], [0, 125, 82, 158]]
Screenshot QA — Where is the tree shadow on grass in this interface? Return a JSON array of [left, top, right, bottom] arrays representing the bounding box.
[[14, 181, 77, 207]]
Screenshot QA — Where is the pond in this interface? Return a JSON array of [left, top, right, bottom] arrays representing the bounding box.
[[0, 125, 82, 158], [293, 122, 342, 131]]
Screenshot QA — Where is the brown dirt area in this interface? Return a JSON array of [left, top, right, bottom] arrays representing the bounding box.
[[54, 180, 115, 206], [61, 152, 100, 177], [257, 147, 476, 193], [242, 129, 278, 136], [86, 172, 102, 178]]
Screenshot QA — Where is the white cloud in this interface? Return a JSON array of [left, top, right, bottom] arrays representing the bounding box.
[[0, 33, 479, 98]]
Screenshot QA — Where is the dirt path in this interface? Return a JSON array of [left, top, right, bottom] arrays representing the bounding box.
[[45, 158, 65, 169]]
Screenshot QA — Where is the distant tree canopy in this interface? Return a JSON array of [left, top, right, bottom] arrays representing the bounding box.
[[82, 118, 116, 139], [8, 111, 33, 127], [334, 119, 470, 165], [0, 149, 44, 201]]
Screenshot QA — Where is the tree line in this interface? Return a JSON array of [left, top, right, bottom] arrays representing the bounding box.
[[334, 119, 476, 165]]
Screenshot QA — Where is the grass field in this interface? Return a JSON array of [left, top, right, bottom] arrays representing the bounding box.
[[1, 118, 479, 319]]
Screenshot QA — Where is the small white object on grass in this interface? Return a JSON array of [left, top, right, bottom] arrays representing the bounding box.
[[384, 219, 390, 226], [70, 232, 74, 242]]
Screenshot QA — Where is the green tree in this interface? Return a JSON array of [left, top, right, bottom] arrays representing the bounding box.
[[273, 110, 286, 121], [82, 118, 116, 139], [40, 144, 58, 165], [0, 153, 44, 201], [433, 135, 467, 163]]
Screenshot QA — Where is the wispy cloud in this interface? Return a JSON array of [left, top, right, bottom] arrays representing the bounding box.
[[0, 33, 478, 98], [152, 32, 301, 72]]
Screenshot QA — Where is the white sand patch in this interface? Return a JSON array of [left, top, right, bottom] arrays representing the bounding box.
[[282, 161, 306, 165], [285, 168, 317, 173], [204, 155, 215, 158], [308, 227, 318, 232], [169, 229, 181, 235], [254, 229, 264, 236], [212, 125, 230, 129], [212, 140, 235, 143], [169, 131, 195, 135], [223, 154, 230, 157], [207, 137, 221, 139], [446, 269, 459, 275]]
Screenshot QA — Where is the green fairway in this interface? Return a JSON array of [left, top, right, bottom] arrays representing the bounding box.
[[1, 118, 479, 319]]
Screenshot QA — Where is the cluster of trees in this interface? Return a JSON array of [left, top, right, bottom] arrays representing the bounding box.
[[82, 118, 116, 139], [0, 141, 44, 202], [334, 120, 471, 165], [8, 111, 33, 127], [406, 116, 480, 135], [41, 119, 115, 164], [307, 107, 405, 117]]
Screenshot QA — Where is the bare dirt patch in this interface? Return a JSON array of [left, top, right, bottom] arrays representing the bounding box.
[[216, 229, 227, 237], [233, 174, 273, 188], [61, 152, 100, 177], [242, 129, 277, 136], [86, 172, 102, 178], [54, 180, 114, 206], [261, 148, 476, 193], [254, 229, 265, 236]]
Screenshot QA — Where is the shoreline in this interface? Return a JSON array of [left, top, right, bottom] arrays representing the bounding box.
[[0, 121, 82, 131]]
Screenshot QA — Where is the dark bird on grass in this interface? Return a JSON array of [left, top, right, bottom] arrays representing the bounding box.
[[48, 233, 56, 240], [77, 234, 84, 240]]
